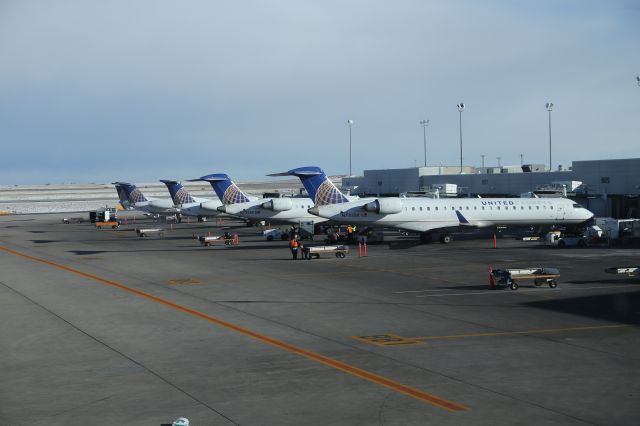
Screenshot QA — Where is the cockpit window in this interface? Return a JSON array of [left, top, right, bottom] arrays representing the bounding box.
[[572, 203, 583, 209]]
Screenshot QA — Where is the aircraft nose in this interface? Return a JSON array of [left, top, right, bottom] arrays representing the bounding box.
[[308, 207, 319, 216]]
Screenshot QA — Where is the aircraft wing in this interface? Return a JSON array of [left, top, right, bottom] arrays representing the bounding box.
[[394, 220, 462, 233], [394, 211, 482, 233]]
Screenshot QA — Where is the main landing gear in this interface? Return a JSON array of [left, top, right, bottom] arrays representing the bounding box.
[[419, 232, 453, 244]]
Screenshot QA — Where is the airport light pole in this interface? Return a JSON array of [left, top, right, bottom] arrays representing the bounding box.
[[457, 103, 465, 174], [545, 102, 554, 171], [497, 156, 502, 167], [481, 154, 485, 169], [347, 119, 354, 176], [637, 76, 640, 87], [419, 119, 429, 167], [520, 154, 524, 165]]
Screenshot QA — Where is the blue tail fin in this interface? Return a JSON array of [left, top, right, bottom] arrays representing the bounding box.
[[160, 180, 195, 205], [113, 183, 130, 208], [196, 174, 250, 205], [268, 166, 348, 206], [114, 182, 148, 204]]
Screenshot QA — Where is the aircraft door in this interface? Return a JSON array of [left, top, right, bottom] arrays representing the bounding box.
[[555, 205, 565, 220]]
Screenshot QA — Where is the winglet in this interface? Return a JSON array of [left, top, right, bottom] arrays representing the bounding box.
[[455, 210, 470, 224]]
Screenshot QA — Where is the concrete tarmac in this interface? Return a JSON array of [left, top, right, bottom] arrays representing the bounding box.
[[1, 213, 639, 425]]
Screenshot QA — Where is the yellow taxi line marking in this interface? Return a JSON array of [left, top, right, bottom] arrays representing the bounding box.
[[0, 245, 468, 412], [411, 324, 630, 341]]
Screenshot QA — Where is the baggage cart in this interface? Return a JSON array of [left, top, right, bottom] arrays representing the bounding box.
[[95, 221, 120, 230], [135, 228, 164, 237], [605, 267, 639, 277], [199, 235, 237, 247], [304, 245, 349, 259], [491, 267, 560, 290]]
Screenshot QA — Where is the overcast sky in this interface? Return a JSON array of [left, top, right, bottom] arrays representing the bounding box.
[[1, 1, 638, 184]]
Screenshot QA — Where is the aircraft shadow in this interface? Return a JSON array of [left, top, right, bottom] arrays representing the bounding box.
[[523, 291, 640, 325], [567, 278, 640, 285]]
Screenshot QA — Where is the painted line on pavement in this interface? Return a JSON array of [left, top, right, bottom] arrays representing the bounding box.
[[0, 245, 469, 412]]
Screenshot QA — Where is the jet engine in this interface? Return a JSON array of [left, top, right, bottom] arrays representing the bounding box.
[[261, 198, 293, 211], [363, 198, 403, 215], [199, 201, 221, 212]]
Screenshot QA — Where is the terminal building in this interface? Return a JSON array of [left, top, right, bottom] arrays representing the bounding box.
[[342, 158, 640, 219]]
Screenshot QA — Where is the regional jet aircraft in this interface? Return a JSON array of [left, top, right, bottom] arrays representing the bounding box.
[[113, 182, 179, 216], [160, 180, 222, 221], [280, 166, 595, 243], [191, 173, 327, 226]]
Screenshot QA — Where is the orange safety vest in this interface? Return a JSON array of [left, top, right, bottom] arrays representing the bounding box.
[[290, 240, 298, 248]]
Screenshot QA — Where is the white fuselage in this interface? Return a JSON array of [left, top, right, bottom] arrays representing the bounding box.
[[311, 197, 593, 233], [220, 198, 328, 225], [133, 198, 179, 215], [176, 197, 223, 217]]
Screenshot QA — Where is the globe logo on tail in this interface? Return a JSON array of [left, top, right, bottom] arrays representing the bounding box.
[[315, 180, 347, 206], [129, 189, 147, 204], [223, 184, 249, 205], [174, 188, 195, 205]]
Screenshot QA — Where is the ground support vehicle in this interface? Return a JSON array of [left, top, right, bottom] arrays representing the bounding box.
[[605, 267, 639, 277], [264, 228, 290, 241], [135, 228, 164, 237], [62, 217, 84, 224], [198, 235, 238, 247], [491, 267, 560, 290], [95, 221, 120, 230], [596, 217, 640, 245], [304, 245, 349, 259]]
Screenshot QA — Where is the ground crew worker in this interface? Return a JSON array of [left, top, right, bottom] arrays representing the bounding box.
[[289, 238, 299, 260], [347, 225, 353, 240]]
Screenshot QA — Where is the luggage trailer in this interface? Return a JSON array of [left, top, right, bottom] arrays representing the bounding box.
[[491, 267, 560, 290]]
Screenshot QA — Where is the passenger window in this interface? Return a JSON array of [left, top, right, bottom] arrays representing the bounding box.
[[427, 207, 430, 211], [466, 206, 469, 210], [550, 206, 553, 210], [474, 206, 477, 210], [536, 206, 540, 210], [481, 206, 485, 210], [529, 206, 532, 210], [521, 206, 524, 210], [497, 206, 500, 210], [435, 207, 438, 211], [451, 206, 454, 211], [513, 206, 516, 210], [412, 207, 415, 211], [419, 206, 423, 211]]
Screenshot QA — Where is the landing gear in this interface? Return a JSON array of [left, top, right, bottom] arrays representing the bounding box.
[[440, 234, 452, 244]]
